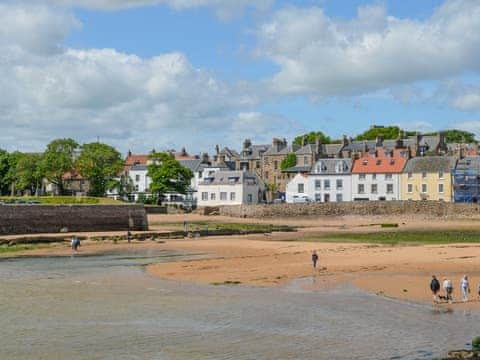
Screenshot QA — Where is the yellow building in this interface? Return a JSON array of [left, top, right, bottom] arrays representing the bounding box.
[[401, 156, 457, 201]]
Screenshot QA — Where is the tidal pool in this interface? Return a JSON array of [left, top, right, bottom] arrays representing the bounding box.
[[0, 249, 478, 359]]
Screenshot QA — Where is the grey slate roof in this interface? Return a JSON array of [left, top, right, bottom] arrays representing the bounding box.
[[404, 156, 457, 173], [179, 159, 203, 172], [238, 145, 271, 160], [311, 158, 353, 175], [199, 171, 262, 186], [342, 140, 376, 153], [263, 144, 296, 156], [283, 165, 312, 173], [294, 143, 344, 157], [456, 156, 480, 171]]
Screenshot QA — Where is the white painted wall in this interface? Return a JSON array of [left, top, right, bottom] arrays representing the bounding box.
[[351, 173, 401, 201], [286, 173, 352, 203]]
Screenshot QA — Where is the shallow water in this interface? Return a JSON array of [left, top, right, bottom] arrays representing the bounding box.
[[0, 249, 478, 360]]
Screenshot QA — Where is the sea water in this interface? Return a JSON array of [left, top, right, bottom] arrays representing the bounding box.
[[0, 249, 478, 360]]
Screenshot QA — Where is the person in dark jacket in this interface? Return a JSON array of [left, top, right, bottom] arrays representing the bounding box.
[[311, 250, 319, 269], [430, 275, 440, 303]]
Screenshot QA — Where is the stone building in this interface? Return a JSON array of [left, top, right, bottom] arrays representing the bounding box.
[[235, 139, 271, 177]]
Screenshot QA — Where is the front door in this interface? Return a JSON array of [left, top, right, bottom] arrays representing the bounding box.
[[324, 194, 330, 203]]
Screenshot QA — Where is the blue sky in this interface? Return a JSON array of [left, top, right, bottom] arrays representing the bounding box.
[[0, 0, 479, 154]]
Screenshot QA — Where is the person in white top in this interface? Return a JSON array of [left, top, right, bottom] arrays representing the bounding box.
[[460, 275, 470, 303], [443, 278, 453, 303]]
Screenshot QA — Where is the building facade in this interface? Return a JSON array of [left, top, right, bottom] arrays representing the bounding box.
[[351, 148, 409, 201], [401, 156, 456, 201], [197, 170, 265, 206], [453, 156, 480, 203], [286, 159, 352, 203]]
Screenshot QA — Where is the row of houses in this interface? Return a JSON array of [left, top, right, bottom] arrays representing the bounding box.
[[116, 132, 480, 206]]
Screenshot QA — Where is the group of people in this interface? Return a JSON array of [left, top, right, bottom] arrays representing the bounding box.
[[430, 275, 478, 304]]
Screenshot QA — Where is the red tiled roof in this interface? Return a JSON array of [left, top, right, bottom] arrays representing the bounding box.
[[125, 154, 149, 166], [62, 171, 85, 180], [352, 149, 408, 174]]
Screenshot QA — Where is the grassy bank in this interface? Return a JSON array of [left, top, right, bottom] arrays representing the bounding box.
[[151, 221, 295, 232], [299, 230, 480, 246], [0, 196, 122, 205], [0, 244, 52, 254]]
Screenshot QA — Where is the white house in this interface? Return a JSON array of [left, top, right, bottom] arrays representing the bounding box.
[[286, 159, 353, 203], [197, 170, 265, 206], [351, 149, 408, 201]]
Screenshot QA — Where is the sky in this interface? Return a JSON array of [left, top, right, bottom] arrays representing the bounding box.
[[1, 0, 480, 155]]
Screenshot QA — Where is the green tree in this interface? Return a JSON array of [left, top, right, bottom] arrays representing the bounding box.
[[41, 138, 79, 195], [281, 153, 297, 170], [355, 126, 401, 140], [428, 129, 476, 143], [110, 174, 135, 201], [15, 153, 44, 195], [0, 150, 11, 195], [293, 131, 331, 146], [5, 151, 23, 196], [76, 142, 124, 197], [147, 152, 193, 204]]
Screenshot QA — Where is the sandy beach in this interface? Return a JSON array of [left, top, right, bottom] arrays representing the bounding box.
[[6, 213, 480, 310]]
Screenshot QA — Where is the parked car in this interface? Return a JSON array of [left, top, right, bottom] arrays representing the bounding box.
[[292, 195, 312, 203]]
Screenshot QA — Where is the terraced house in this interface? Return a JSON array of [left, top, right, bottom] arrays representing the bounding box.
[[286, 158, 352, 203], [401, 156, 457, 201], [351, 148, 409, 201]]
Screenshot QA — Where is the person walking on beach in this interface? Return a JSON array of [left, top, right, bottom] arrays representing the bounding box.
[[430, 275, 440, 304], [460, 275, 470, 303], [311, 250, 319, 269], [71, 236, 80, 251], [443, 277, 453, 303], [127, 230, 132, 243]]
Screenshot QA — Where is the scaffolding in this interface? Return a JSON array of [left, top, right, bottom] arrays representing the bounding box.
[[453, 169, 480, 203]]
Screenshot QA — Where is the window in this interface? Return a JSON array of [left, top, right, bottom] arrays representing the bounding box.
[[408, 172, 413, 179], [315, 193, 321, 202], [438, 184, 444, 193], [358, 184, 365, 194], [376, 160, 382, 165], [324, 180, 330, 190], [247, 194, 253, 203], [371, 184, 378, 194], [421, 184, 427, 193], [385, 174, 393, 180], [201, 192, 208, 201], [256, 161, 260, 169], [135, 185, 139, 191], [220, 192, 227, 200], [422, 172, 427, 179], [265, 172, 269, 179], [372, 174, 377, 180], [439, 171, 444, 179], [359, 174, 366, 180], [274, 161, 278, 170], [304, 156, 309, 165], [387, 184, 394, 194], [407, 184, 413, 193], [336, 179, 343, 190], [336, 193, 343, 202], [315, 180, 321, 189], [210, 193, 216, 200], [298, 183, 304, 193], [135, 174, 140, 182]]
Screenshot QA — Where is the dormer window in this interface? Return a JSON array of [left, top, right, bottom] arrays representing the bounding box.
[[390, 159, 395, 165], [376, 160, 381, 166], [362, 160, 368, 165]]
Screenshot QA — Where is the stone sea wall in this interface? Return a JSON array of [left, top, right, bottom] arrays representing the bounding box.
[[0, 205, 148, 235], [217, 201, 480, 219]]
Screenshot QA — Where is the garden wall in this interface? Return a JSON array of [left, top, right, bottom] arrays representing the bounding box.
[[218, 201, 480, 219], [0, 205, 148, 235]]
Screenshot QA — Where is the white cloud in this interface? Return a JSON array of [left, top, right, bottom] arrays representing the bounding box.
[[0, 2, 278, 153], [11, 0, 273, 20], [452, 90, 480, 111], [256, 1, 480, 97]]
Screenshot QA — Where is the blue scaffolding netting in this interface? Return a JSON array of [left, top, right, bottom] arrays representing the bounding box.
[[453, 169, 480, 203]]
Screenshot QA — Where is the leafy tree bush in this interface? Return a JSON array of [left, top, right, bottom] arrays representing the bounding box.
[[293, 131, 331, 146], [281, 153, 297, 170]]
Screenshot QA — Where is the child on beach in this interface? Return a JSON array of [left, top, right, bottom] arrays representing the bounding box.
[[460, 275, 470, 303], [311, 251, 318, 269]]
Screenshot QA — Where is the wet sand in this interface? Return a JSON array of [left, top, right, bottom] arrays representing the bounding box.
[[6, 213, 480, 309]]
